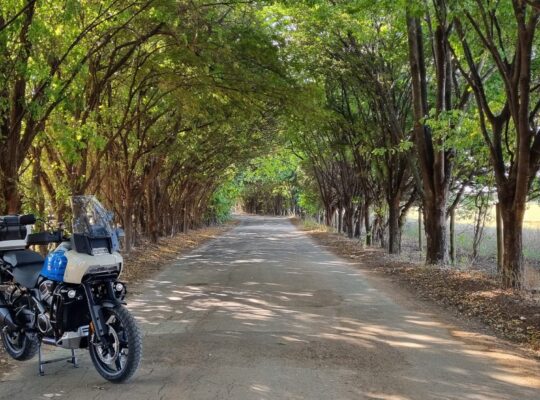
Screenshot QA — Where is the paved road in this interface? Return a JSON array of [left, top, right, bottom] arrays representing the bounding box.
[[1, 216, 539, 399]]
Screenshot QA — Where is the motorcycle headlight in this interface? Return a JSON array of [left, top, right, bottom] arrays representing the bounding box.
[[88, 264, 120, 274]]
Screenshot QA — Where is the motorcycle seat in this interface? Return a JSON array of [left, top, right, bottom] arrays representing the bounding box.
[[2, 250, 44, 288]]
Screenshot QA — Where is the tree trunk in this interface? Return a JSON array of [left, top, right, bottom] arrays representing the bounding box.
[[418, 207, 423, 251], [388, 197, 401, 254], [123, 193, 134, 253], [423, 199, 448, 264], [449, 207, 456, 264], [407, 12, 451, 266], [496, 203, 503, 274], [147, 190, 159, 243], [182, 200, 189, 233], [500, 201, 525, 288], [355, 205, 363, 240], [324, 205, 333, 226], [344, 204, 354, 238], [0, 167, 20, 214], [364, 201, 372, 246]]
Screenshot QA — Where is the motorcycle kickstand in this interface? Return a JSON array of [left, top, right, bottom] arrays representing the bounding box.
[[68, 349, 79, 368], [38, 343, 44, 376], [38, 343, 79, 376]]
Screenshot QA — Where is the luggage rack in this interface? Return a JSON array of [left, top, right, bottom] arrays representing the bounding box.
[[0, 214, 36, 251]]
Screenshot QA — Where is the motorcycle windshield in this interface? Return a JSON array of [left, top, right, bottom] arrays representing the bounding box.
[[71, 195, 115, 239]]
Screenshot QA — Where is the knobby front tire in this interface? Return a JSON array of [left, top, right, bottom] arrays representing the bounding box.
[[89, 305, 142, 383]]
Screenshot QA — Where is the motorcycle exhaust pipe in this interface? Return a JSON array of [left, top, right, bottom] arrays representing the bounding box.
[[41, 337, 57, 346], [0, 295, 17, 330]]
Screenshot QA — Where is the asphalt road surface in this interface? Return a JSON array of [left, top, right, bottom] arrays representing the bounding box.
[[1, 216, 539, 399]]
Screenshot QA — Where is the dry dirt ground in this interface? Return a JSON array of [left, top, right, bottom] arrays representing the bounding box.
[[294, 219, 540, 356], [0, 216, 539, 399]]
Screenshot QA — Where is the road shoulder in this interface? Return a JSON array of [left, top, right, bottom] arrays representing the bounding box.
[[292, 218, 540, 363]]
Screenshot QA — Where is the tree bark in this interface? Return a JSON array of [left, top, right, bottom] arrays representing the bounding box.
[[355, 205, 363, 240], [423, 202, 448, 264], [418, 207, 423, 251], [499, 198, 526, 288], [449, 208, 456, 264], [122, 192, 134, 253], [496, 203, 503, 273], [388, 196, 401, 254], [364, 200, 372, 246]]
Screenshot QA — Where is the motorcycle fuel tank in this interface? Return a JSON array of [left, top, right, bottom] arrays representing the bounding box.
[[41, 249, 68, 281]]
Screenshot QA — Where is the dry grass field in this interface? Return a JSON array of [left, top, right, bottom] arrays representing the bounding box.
[[303, 203, 540, 291], [402, 204, 540, 291]]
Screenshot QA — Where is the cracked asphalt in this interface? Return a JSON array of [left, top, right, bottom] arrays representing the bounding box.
[[1, 216, 539, 399]]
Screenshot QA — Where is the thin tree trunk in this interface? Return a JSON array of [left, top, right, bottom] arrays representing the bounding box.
[[345, 204, 354, 238], [496, 203, 503, 274], [364, 201, 372, 246], [355, 205, 363, 240], [418, 207, 423, 251], [388, 197, 401, 254], [450, 208, 456, 264], [123, 195, 134, 253]]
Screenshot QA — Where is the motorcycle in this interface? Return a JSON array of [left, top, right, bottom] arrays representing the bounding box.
[[0, 195, 142, 382]]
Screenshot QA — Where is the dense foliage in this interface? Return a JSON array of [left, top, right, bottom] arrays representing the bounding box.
[[2, 0, 540, 288], [1, 0, 291, 251], [253, 0, 540, 289]]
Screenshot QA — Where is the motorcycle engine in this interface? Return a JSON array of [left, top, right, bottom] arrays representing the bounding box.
[[39, 280, 55, 305], [37, 280, 56, 334]]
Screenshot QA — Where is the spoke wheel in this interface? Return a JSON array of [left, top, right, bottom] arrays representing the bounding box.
[[89, 306, 142, 383]]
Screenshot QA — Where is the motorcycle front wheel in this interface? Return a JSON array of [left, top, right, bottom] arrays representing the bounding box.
[[89, 306, 142, 383], [0, 327, 39, 361]]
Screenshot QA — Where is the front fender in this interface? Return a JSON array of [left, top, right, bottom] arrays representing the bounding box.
[[101, 299, 126, 308]]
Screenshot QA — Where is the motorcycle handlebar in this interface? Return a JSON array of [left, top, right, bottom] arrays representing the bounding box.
[[0, 214, 36, 227], [19, 214, 36, 225], [26, 230, 64, 246]]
